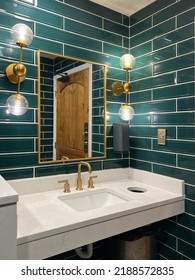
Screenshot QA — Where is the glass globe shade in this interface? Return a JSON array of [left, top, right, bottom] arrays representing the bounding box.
[[119, 104, 134, 121], [120, 54, 135, 70], [11, 23, 33, 46], [6, 94, 29, 115]]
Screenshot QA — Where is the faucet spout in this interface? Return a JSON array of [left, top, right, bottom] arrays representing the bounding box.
[[76, 161, 92, 191]]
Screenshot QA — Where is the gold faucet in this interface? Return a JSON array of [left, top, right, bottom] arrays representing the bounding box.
[[76, 161, 92, 191]]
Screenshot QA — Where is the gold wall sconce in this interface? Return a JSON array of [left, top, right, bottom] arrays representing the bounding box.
[[111, 54, 135, 121], [5, 23, 33, 115]]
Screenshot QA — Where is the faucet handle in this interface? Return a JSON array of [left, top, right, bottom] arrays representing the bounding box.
[[88, 175, 97, 189], [58, 179, 71, 193]]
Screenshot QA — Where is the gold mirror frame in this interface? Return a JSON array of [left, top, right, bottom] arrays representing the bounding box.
[[37, 50, 107, 164]]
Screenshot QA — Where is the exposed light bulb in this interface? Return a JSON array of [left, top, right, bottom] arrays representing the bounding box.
[[120, 54, 135, 70], [11, 23, 33, 46], [6, 93, 29, 115], [119, 104, 134, 121]]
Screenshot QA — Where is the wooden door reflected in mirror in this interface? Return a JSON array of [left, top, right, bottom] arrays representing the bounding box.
[[56, 68, 89, 160], [37, 50, 107, 164]]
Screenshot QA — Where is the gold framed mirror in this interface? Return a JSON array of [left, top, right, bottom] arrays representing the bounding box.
[[37, 50, 107, 164]]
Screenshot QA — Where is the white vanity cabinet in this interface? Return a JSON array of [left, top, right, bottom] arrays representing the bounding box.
[[0, 176, 18, 259]]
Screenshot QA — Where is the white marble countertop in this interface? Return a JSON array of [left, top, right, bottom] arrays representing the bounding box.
[[0, 175, 18, 206], [10, 168, 184, 245]]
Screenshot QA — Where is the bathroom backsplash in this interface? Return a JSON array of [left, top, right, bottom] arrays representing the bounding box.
[[129, 0, 195, 260], [0, 0, 129, 180], [0, 0, 194, 260]]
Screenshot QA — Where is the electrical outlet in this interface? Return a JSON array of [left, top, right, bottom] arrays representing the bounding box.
[[158, 128, 166, 145]]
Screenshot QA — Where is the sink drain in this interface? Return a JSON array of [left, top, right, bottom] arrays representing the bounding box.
[[127, 187, 147, 193]]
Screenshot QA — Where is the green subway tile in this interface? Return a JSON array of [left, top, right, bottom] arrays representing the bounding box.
[[131, 18, 175, 48], [153, 24, 194, 50], [31, 37, 63, 54], [177, 67, 195, 83], [130, 137, 151, 149], [131, 42, 152, 57], [0, 107, 34, 122], [103, 43, 127, 57], [123, 16, 129, 27], [65, 0, 123, 24], [107, 68, 125, 80], [129, 126, 176, 139], [1, 0, 62, 28], [1, 0, 63, 28], [178, 240, 195, 260], [178, 97, 195, 111], [163, 219, 195, 246], [66, 19, 122, 46], [178, 212, 195, 230], [131, 77, 152, 91], [0, 153, 37, 169], [157, 243, 187, 260], [153, 164, 195, 185], [104, 20, 129, 37], [153, 140, 195, 155], [106, 149, 124, 159], [178, 127, 195, 140], [178, 155, 195, 170], [26, 65, 37, 79], [130, 0, 176, 25], [0, 43, 33, 63], [153, 73, 176, 88], [0, 28, 13, 45], [123, 37, 129, 49], [153, 82, 195, 100], [135, 45, 176, 68], [63, 44, 118, 67], [103, 159, 129, 169], [37, 23, 102, 52], [185, 185, 195, 202], [157, 231, 176, 250], [131, 73, 175, 91], [131, 114, 151, 125], [0, 168, 34, 180], [0, 123, 37, 137], [177, 7, 195, 28], [185, 199, 195, 216], [131, 148, 176, 166], [153, 53, 194, 76], [133, 100, 176, 114], [38, 0, 102, 28], [131, 90, 152, 103], [0, 12, 33, 32], [0, 139, 34, 153], [130, 159, 152, 172], [130, 17, 152, 37], [153, 112, 195, 125], [154, 0, 194, 25], [178, 38, 195, 56], [131, 65, 152, 81], [0, 77, 34, 93]]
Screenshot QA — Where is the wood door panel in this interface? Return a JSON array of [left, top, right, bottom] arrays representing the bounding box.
[[56, 69, 89, 160]]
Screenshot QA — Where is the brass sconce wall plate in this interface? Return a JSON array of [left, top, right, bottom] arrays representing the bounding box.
[[6, 63, 26, 83], [111, 81, 123, 96]]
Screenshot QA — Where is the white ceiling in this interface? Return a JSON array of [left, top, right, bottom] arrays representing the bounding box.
[[90, 0, 156, 16]]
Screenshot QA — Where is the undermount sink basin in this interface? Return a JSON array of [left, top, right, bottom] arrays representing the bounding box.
[[58, 189, 128, 212]]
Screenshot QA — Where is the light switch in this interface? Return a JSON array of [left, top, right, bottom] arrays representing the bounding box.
[[158, 128, 166, 145]]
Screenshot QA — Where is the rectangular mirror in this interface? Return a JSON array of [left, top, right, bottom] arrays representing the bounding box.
[[37, 50, 107, 164]]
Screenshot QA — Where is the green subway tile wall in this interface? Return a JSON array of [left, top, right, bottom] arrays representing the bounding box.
[[130, 0, 195, 260], [0, 0, 194, 260]]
